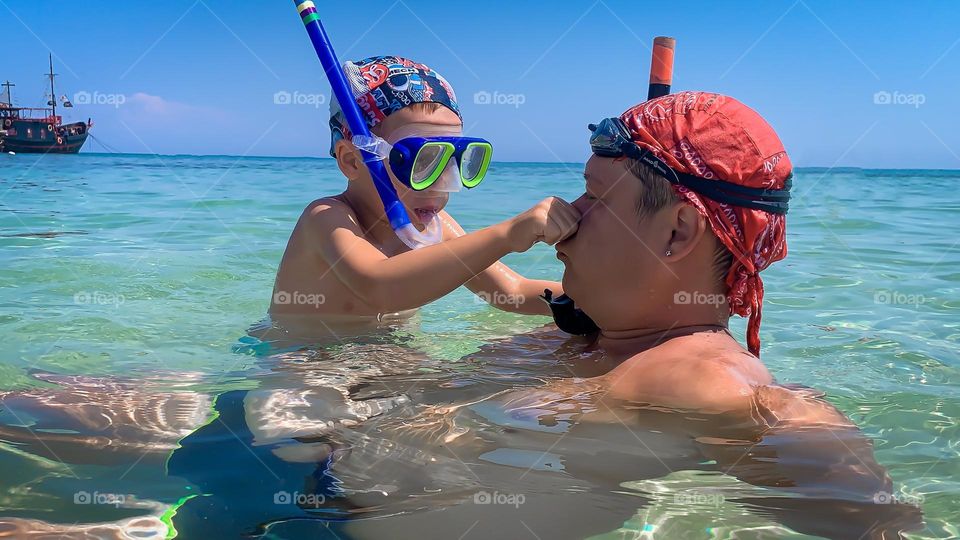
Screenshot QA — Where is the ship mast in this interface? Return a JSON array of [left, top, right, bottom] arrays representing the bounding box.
[[47, 53, 57, 120], [1, 81, 13, 106]]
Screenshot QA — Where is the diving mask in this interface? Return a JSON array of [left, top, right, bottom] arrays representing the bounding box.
[[588, 117, 791, 214], [353, 133, 492, 192]]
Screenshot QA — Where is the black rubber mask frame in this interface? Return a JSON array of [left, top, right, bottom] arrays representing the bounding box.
[[588, 117, 791, 215]]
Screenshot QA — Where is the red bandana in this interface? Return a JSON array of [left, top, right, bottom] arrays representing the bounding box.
[[620, 92, 791, 357]]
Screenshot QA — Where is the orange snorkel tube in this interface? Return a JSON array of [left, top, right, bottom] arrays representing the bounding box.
[[647, 36, 676, 100]]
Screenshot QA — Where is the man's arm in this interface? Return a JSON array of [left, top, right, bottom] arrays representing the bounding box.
[[306, 197, 577, 313], [440, 211, 562, 316], [696, 386, 923, 537]]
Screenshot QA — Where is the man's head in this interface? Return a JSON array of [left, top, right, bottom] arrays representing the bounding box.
[[556, 92, 791, 356], [330, 56, 462, 228]]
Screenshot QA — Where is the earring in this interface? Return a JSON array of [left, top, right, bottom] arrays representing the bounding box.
[[665, 250, 672, 257]]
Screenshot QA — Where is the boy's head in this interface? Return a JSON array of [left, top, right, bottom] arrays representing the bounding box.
[[330, 56, 463, 227], [557, 92, 791, 356]]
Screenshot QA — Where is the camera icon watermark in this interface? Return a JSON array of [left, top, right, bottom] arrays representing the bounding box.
[[274, 490, 326, 508], [272, 290, 326, 308], [673, 290, 726, 307], [473, 90, 526, 109], [474, 291, 526, 307], [73, 490, 125, 507], [74, 290, 125, 308], [873, 91, 925, 109], [274, 90, 327, 108], [473, 490, 525, 508], [873, 289, 925, 307], [73, 91, 127, 108]]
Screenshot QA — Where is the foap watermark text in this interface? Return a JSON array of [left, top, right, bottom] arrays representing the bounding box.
[[873, 91, 925, 108], [74, 490, 126, 507], [473, 90, 526, 108], [673, 290, 726, 307], [273, 290, 326, 308], [874, 289, 926, 307], [473, 490, 525, 508], [274, 90, 327, 108], [873, 490, 924, 505], [474, 291, 526, 307], [73, 91, 127, 108], [74, 291, 125, 307], [274, 490, 326, 508]]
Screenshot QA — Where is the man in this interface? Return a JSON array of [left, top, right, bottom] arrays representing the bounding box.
[[545, 90, 921, 537], [557, 90, 791, 412]]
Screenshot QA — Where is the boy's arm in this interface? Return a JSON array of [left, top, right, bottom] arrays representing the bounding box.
[[440, 212, 561, 316], [307, 197, 577, 313]]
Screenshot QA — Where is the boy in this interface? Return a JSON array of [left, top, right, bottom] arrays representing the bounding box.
[[270, 56, 578, 328]]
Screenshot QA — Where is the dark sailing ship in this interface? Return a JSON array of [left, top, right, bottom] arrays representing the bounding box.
[[0, 54, 91, 154]]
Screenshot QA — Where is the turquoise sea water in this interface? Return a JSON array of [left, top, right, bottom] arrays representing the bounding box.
[[0, 153, 957, 538]]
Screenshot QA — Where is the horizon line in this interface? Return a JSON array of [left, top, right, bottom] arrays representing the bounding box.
[[26, 152, 954, 172]]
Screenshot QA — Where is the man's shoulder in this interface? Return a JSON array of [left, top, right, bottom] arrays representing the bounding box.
[[607, 348, 762, 413]]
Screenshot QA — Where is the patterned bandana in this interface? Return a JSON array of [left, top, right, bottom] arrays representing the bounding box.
[[619, 91, 792, 357], [328, 55, 461, 156]]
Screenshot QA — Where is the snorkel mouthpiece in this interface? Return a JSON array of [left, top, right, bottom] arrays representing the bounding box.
[[541, 289, 600, 336], [295, 0, 439, 249]]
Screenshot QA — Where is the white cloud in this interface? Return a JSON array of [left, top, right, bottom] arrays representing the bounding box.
[[122, 92, 230, 123]]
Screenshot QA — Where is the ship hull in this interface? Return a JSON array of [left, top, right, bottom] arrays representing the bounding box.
[[0, 120, 89, 154], [2, 132, 87, 154]]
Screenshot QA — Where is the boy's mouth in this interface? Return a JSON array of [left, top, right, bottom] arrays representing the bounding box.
[[413, 206, 441, 223]]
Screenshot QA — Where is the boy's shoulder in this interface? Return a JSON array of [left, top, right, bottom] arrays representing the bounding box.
[[298, 195, 362, 232], [302, 195, 353, 219], [287, 196, 368, 256]]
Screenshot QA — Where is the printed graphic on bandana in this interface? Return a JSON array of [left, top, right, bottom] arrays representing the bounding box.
[[329, 56, 461, 156], [359, 62, 389, 88]]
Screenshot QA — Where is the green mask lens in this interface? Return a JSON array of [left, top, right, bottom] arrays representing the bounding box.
[[410, 142, 455, 190], [460, 142, 492, 188]]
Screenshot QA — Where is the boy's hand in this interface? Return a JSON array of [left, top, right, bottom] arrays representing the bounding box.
[[509, 197, 581, 252]]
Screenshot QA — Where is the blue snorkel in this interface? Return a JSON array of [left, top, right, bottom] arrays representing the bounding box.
[[295, 1, 436, 249]]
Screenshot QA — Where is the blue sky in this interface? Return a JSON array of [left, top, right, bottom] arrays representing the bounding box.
[[2, 0, 959, 168]]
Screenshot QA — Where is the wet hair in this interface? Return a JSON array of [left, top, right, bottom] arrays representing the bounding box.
[[627, 158, 733, 285]]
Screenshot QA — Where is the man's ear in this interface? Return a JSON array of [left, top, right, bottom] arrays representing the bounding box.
[[334, 139, 365, 180], [666, 203, 708, 260]]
